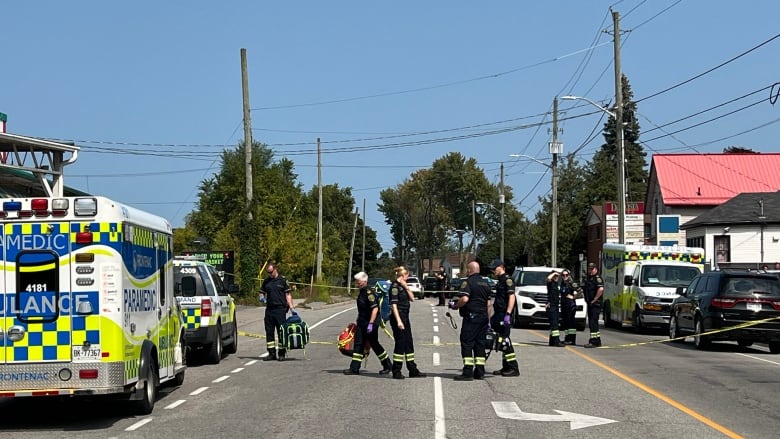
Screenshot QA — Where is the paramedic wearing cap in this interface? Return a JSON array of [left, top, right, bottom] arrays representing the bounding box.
[[260, 264, 295, 361], [584, 263, 604, 348], [451, 261, 491, 381], [488, 259, 519, 377], [344, 272, 393, 375]]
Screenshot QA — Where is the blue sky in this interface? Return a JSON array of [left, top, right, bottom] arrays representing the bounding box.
[[2, 1, 778, 252]]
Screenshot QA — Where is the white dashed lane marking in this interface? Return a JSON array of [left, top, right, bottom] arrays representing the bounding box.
[[125, 418, 153, 431], [164, 400, 187, 409], [190, 386, 209, 396]]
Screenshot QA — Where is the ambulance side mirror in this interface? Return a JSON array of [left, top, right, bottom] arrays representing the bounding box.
[[676, 286, 687, 297], [623, 275, 633, 286]]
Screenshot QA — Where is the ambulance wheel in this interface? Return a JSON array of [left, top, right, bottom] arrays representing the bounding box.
[[173, 368, 186, 387], [134, 361, 158, 415], [224, 315, 238, 355], [208, 325, 223, 364]]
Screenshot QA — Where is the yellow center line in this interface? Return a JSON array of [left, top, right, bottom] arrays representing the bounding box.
[[528, 329, 744, 439]]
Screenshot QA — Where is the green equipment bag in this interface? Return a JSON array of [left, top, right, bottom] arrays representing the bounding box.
[[282, 312, 309, 351]]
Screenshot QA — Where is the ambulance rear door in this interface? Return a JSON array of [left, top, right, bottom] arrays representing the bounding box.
[[2, 222, 73, 365]]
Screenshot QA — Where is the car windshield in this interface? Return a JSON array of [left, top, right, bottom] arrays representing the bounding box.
[[640, 265, 700, 288], [519, 271, 548, 286]]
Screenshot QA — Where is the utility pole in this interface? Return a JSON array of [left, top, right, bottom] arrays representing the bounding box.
[[347, 208, 359, 292], [316, 137, 323, 281], [471, 199, 477, 259], [240, 48, 253, 220], [361, 198, 366, 272], [500, 162, 505, 262], [551, 97, 560, 268], [613, 9, 627, 244]]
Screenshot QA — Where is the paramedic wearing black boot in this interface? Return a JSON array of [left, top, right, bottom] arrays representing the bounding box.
[[451, 261, 491, 381], [583, 263, 604, 348], [488, 259, 519, 377], [344, 271, 393, 375], [259, 264, 295, 361], [389, 266, 427, 380], [546, 271, 565, 347], [559, 269, 578, 345]]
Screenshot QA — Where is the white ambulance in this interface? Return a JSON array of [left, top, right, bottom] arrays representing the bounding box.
[[0, 133, 185, 414], [601, 243, 704, 330]]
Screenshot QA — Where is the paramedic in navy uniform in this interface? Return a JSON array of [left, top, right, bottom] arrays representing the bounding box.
[[259, 263, 295, 361], [343, 271, 393, 375], [488, 259, 519, 376], [389, 266, 427, 380], [450, 261, 491, 381]]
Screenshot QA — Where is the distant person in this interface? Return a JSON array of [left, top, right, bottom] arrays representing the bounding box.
[[583, 263, 604, 348], [435, 265, 448, 306], [546, 271, 565, 347], [343, 271, 393, 375], [488, 259, 519, 376], [259, 263, 295, 361], [389, 266, 426, 379], [450, 261, 491, 381]]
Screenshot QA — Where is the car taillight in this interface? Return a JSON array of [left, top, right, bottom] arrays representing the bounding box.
[[771, 300, 780, 311], [201, 299, 212, 317], [711, 297, 737, 308]]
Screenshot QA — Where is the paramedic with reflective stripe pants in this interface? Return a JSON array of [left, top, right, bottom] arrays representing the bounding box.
[[546, 271, 565, 347], [260, 263, 295, 361], [343, 271, 393, 375], [451, 261, 491, 381], [584, 263, 604, 348], [389, 266, 427, 380], [487, 259, 519, 377], [559, 269, 578, 345]]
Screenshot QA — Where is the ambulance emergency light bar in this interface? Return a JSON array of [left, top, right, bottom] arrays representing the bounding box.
[[0, 197, 97, 219]]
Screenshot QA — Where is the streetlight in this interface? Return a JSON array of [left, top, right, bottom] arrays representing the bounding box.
[[475, 201, 504, 264], [509, 153, 560, 268], [561, 95, 626, 244]]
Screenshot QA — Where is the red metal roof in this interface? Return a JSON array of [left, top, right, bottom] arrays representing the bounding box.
[[651, 153, 780, 206]]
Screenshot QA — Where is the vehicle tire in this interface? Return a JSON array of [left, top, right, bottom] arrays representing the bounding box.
[[768, 341, 780, 354], [173, 368, 185, 387], [737, 340, 753, 348], [603, 302, 617, 329], [134, 359, 158, 415], [669, 314, 684, 343], [693, 318, 711, 350], [207, 325, 223, 364], [224, 315, 238, 355], [632, 307, 644, 333]]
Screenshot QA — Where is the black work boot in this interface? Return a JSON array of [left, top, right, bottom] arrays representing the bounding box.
[[277, 350, 286, 361], [454, 368, 474, 381], [262, 351, 277, 361], [409, 368, 427, 378], [549, 336, 565, 347], [379, 358, 393, 375], [392, 370, 405, 380]]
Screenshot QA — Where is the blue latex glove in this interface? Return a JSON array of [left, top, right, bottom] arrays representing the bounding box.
[[258, 294, 266, 304], [448, 300, 457, 310], [367, 323, 374, 333], [291, 309, 297, 316], [503, 314, 511, 326]]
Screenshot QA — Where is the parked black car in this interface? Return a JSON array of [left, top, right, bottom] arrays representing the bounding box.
[[669, 270, 780, 353]]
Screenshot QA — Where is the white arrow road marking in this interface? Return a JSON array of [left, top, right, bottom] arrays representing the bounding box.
[[492, 401, 618, 430]]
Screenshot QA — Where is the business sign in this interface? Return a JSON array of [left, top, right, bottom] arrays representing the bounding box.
[[657, 215, 681, 246], [604, 201, 645, 244]]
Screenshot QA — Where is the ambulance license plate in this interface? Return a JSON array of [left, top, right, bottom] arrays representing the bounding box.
[[72, 345, 101, 362], [746, 302, 762, 312]]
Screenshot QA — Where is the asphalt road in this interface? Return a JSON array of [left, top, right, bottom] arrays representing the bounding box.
[[1, 298, 779, 438]]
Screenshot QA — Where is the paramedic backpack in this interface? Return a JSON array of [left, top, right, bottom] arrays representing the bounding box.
[[372, 280, 392, 329], [282, 311, 310, 352]]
